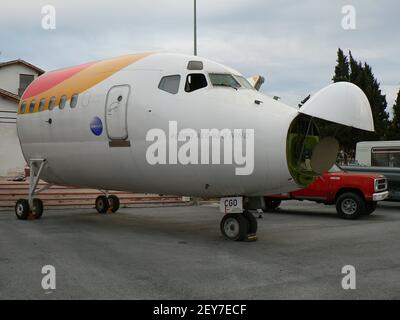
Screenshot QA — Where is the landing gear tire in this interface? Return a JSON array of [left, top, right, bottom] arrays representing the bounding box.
[[242, 210, 258, 234], [108, 195, 120, 213], [364, 201, 378, 215], [336, 192, 365, 220], [31, 198, 43, 219], [95, 196, 109, 214], [15, 199, 30, 220], [220, 213, 249, 241]]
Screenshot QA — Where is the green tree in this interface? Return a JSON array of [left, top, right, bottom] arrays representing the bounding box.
[[332, 49, 350, 82], [331, 49, 390, 151], [361, 61, 390, 140], [387, 89, 400, 140]]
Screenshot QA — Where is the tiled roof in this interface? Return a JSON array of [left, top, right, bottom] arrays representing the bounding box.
[[0, 88, 20, 103]]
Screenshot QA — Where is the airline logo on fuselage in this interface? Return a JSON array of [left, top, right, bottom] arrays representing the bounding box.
[[90, 117, 103, 136]]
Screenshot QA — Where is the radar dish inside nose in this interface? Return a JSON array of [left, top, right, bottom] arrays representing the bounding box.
[[287, 116, 340, 187], [311, 137, 339, 174]]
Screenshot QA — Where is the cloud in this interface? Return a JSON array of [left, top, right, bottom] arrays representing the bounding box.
[[1, 0, 399, 108]]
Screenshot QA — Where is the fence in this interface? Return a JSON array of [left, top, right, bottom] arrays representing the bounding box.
[[0, 180, 191, 210]]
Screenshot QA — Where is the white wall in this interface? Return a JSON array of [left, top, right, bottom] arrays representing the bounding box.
[[0, 64, 40, 95], [0, 96, 17, 112], [0, 96, 26, 177]]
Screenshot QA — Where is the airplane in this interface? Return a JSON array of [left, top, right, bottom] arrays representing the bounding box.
[[15, 52, 374, 241]]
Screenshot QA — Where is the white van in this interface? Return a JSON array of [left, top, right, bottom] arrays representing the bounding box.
[[356, 141, 400, 167]]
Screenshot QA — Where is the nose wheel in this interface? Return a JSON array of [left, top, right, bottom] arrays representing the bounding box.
[[220, 211, 257, 242], [95, 194, 120, 214]]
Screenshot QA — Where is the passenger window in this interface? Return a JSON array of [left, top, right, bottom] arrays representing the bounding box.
[[20, 101, 27, 114], [158, 75, 181, 94], [29, 100, 36, 113], [59, 95, 67, 110], [48, 96, 56, 110], [70, 93, 78, 108], [185, 74, 208, 93], [39, 98, 46, 112]]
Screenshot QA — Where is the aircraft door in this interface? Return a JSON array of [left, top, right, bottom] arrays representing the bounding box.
[[105, 85, 130, 142]]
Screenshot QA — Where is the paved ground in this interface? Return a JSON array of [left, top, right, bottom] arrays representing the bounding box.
[[1, 201, 400, 300]]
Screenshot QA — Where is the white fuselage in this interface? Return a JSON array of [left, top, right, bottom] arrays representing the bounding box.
[[16, 53, 304, 197]]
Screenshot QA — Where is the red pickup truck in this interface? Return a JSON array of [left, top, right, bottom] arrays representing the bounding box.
[[265, 164, 389, 219]]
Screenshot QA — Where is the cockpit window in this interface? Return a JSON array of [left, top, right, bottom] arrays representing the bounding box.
[[209, 73, 241, 90], [185, 74, 208, 93], [158, 75, 181, 94], [234, 76, 255, 90]]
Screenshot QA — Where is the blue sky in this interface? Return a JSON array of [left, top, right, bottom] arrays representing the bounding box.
[[1, 0, 399, 112]]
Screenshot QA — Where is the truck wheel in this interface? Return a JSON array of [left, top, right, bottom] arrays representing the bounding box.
[[220, 213, 249, 241], [264, 198, 282, 212], [364, 201, 378, 215], [336, 192, 365, 220]]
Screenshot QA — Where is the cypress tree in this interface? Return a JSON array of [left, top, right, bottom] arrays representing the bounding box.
[[331, 49, 390, 150], [332, 49, 350, 82], [388, 89, 400, 140]]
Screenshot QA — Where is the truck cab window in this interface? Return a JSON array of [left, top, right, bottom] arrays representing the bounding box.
[[185, 74, 208, 93], [158, 75, 181, 94]]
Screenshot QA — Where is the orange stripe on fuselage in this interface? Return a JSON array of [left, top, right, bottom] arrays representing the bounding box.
[[22, 62, 95, 100], [19, 53, 153, 114]]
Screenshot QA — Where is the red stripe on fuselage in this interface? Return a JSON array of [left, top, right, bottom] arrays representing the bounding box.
[[22, 61, 95, 99]]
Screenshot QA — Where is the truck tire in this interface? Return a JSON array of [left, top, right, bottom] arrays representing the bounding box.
[[264, 198, 282, 212], [364, 201, 378, 215], [336, 192, 365, 220]]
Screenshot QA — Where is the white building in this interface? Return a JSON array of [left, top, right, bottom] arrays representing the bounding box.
[[0, 59, 44, 177]]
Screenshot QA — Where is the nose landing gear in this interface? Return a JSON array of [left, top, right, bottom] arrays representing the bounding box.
[[219, 196, 261, 242], [220, 211, 258, 242]]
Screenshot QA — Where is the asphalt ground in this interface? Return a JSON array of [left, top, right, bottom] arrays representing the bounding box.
[[1, 201, 399, 299]]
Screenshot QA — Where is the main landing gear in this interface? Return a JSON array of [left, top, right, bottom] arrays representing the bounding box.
[[15, 159, 50, 220], [219, 196, 262, 242], [95, 193, 120, 214], [14, 158, 121, 219]]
